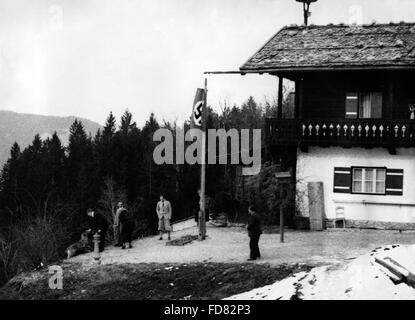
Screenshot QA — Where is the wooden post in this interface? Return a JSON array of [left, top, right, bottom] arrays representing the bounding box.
[[308, 182, 325, 231], [298, 77, 304, 119], [280, 205, 284, 243], [199, 78, 207, 240], [277, 77, 283, 119], [279, 187, 284, 243]]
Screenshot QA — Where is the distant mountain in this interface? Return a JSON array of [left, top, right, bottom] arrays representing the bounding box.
[[0, 110, 102, 167]]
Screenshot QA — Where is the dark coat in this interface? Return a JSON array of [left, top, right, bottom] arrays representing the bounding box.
[[247, 213, 262, 237], [119, 210, 134, 243], [88, 212, 109, 234]]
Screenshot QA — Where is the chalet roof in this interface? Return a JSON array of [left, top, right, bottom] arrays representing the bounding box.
[[240, 22, 415, 73]]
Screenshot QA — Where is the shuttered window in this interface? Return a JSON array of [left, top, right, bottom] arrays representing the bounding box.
[[333, 167, 403, 196], [352, 168, 386, 194], [345, 92, 383, 119]]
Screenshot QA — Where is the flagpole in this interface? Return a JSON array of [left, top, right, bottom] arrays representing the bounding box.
[[199, 78, 207, 240]]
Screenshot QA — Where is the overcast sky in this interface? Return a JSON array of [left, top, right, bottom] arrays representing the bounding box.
[[1, 0, 415, 126]]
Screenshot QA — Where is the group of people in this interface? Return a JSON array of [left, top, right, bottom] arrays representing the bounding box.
[[85, 201, 134, 252], [84, 194, 174, 252], [84, 193, 262, 262]]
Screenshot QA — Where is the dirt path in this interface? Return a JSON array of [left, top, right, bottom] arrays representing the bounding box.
[[0, 262, 311, 300]]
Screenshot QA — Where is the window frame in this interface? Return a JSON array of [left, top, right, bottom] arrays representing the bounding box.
[[345, 92, 383, 119], [351, 166, 387, 195]]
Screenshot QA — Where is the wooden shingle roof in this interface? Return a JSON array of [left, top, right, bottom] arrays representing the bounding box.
[[240, 22, 415, 73]]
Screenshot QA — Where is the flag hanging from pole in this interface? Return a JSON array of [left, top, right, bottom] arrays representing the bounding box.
[[192, 88, 205, 127], [192, 80, 208, 240]]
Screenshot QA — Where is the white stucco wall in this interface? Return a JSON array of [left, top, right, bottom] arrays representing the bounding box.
[[296, 147, 415, 223]]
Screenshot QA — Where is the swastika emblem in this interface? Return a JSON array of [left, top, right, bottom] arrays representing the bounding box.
[[193, 100, 203, 126]]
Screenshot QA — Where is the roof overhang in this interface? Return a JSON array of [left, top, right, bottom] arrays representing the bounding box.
[[240, 65, 415, 74], [205, 65, 415, 81]]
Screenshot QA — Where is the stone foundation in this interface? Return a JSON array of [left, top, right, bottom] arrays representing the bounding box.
[[325, 219, 415, 231]]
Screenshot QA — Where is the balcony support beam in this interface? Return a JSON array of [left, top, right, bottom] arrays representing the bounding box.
[[278, 76, 284, 119], [295, 77, 304, 119]]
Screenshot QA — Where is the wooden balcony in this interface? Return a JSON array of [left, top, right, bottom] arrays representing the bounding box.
[[265, 118, 415, 151]]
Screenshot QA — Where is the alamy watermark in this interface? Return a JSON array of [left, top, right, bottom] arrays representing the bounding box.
[[48, 265, 63, 290], [153, 128, 261, 176]]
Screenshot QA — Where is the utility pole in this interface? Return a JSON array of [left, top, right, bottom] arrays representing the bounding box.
[[199, 78, 208, 240]]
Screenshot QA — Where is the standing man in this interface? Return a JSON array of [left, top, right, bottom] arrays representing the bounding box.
[[247, 205, 262, 261], [114, 202, 125, 247], [156, 194, 172, 240], [194, 189, 209, 224], [119, 207, 134, 249], [86, 208, 109, 252]]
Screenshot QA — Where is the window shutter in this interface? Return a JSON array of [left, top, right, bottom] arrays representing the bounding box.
[[386, 169, 403, 196], [345, 93, 358, 119], [333, 167, 351, 193]]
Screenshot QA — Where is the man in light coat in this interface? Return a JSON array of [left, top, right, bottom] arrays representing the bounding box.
[[114, 202, 125, 246], [156, 194, 172, 240]]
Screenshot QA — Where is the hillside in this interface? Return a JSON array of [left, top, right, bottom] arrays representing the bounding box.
[[0, 110, 101, 166], [1, 225, 414, 299]]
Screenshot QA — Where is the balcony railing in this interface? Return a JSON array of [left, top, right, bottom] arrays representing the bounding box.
[[265, 118, 415, 148]]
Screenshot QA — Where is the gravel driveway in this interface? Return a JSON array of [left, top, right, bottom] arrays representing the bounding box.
[[72, 224, 415, 267]]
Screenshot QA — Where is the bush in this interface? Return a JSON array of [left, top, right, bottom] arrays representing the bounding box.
[[0, 213, 72, 287], [0, 236, 18, 285], [236, 162, 296, 226], [12, 215, 71, 271]]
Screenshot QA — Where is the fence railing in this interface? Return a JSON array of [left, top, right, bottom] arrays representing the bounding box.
[[265, 118, 415, 147]]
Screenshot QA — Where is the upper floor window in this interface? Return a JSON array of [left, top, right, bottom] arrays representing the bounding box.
[[345, 92, 383, 119]]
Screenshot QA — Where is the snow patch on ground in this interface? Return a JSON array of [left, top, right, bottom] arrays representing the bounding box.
[[225, 244, 415, 300]]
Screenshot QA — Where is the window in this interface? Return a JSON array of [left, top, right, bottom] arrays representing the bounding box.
[[352, 168, 386, 194], [345, 92, 383, 119], [334, 167, 403, 196]]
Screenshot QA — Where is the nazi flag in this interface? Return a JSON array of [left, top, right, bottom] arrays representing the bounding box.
[[192, 88, 205, 127]]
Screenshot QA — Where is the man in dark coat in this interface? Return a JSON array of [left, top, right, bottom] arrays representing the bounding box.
[[247, 205, 262, 261], [119, 208, 134, 249], [86, 208, 109, 252], [193, 189, 210, 224]]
